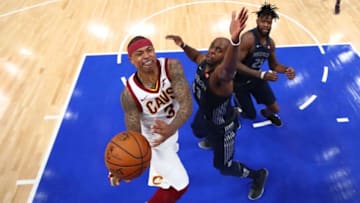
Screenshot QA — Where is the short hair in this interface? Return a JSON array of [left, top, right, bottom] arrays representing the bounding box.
[[256, 3, 279, 20]]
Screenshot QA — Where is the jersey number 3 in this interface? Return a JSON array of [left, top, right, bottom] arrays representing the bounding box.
[[164, 104, 175, 118]]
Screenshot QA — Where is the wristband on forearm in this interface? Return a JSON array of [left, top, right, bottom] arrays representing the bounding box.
[[230, 39, 241, 46], [181, 42, 186, 48], [260, 71, 266, 79]]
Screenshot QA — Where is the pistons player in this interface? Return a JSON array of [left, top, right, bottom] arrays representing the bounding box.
[[166, 8, 269, 200], [233, 3, 296, 126]]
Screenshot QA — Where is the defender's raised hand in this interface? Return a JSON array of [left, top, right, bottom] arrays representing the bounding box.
[[166, 35, 185, 48], [230, 8, 248, 43]]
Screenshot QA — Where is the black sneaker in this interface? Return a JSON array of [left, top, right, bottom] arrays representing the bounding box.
[[260, 109, 282, 127], [198, 138, 211, 150], [248, 168, 269, 200]]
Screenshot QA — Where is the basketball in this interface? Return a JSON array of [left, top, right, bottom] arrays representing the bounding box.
[[104, 130, 151, 180]]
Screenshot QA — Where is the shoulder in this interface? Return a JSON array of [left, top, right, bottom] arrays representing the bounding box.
[[242, 30, 254, 38], [268, 37, 276, 50], [240, 31, 255, 48], [163, 59, 188, 86], [121, 86, 132, 103], [269, 37, 275, 46], [166, 58, 185, 75], [167, 58, 181, 65], [120, 86, 140, 111]]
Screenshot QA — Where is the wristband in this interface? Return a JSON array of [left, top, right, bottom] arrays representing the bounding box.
[[260, 71, 266, 79], [181, 43, 187, 48], [230, 39, 241, 46]]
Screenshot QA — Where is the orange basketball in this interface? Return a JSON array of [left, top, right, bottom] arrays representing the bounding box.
[[104, 131, 151, 180]]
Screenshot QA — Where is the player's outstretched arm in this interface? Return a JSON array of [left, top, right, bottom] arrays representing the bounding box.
[[218, 8, 248, 82], [166, 35, 205, 65]]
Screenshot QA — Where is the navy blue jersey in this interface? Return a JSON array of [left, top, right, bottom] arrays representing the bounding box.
[[235, 28, 272, 83], [192, 61, 236, 127]]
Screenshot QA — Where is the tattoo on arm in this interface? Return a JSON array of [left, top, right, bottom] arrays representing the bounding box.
[[120, 88, 141, 132], [167, 59, 193, 131]]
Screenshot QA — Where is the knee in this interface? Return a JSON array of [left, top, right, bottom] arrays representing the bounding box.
[[215, 161, 249, 177], [191, 125, 206, 139], [214, 163, 231, 176], [213, 161, 223, 171], [217, 166, 237, 176], [191, 123, 206, 139]]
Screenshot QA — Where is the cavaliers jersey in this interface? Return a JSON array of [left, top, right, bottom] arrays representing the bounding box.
[[192, 61, 236, 127], [126, 57, 188, 191], [126, 58, 179, 141], [234, 28, 272, 83]]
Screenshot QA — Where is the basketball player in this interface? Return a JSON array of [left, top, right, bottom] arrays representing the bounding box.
[[108, 35, 193, 203], [166, 8, 269, 200], [233, 3, 295, 126]]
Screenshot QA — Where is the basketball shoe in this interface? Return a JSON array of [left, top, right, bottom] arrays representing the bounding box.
[[260, 109, 282, 127], [198, 138, 211, 150], [248, 168, 269, 200]]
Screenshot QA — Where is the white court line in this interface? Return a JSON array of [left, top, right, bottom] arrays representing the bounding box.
[[0, 0, 60, 18], [121, 77, 127, 86], [253, 120, 272, 128], [321, 66, 329, 83], [27, 54, 87, 203], [336, 117, 349, 123], [117, 0, 325, 64], [16, 179, 36, 186], [299, 94, 317, 110]]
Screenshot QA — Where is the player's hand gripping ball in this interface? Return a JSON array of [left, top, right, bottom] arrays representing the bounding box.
[[104, 131, 151, 180]]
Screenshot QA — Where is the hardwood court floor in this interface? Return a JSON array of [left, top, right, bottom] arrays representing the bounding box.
[[0, 0, 359, 202]]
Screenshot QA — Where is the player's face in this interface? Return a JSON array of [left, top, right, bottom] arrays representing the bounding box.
[[256, 15, 273, 37], [205, 38, 229, 66], [129, 45, 157, 72]]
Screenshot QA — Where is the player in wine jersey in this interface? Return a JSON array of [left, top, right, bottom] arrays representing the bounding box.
[[233, 3, 295, 126], [108, 36, 193, 203], [166, 8, 268, 200]]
